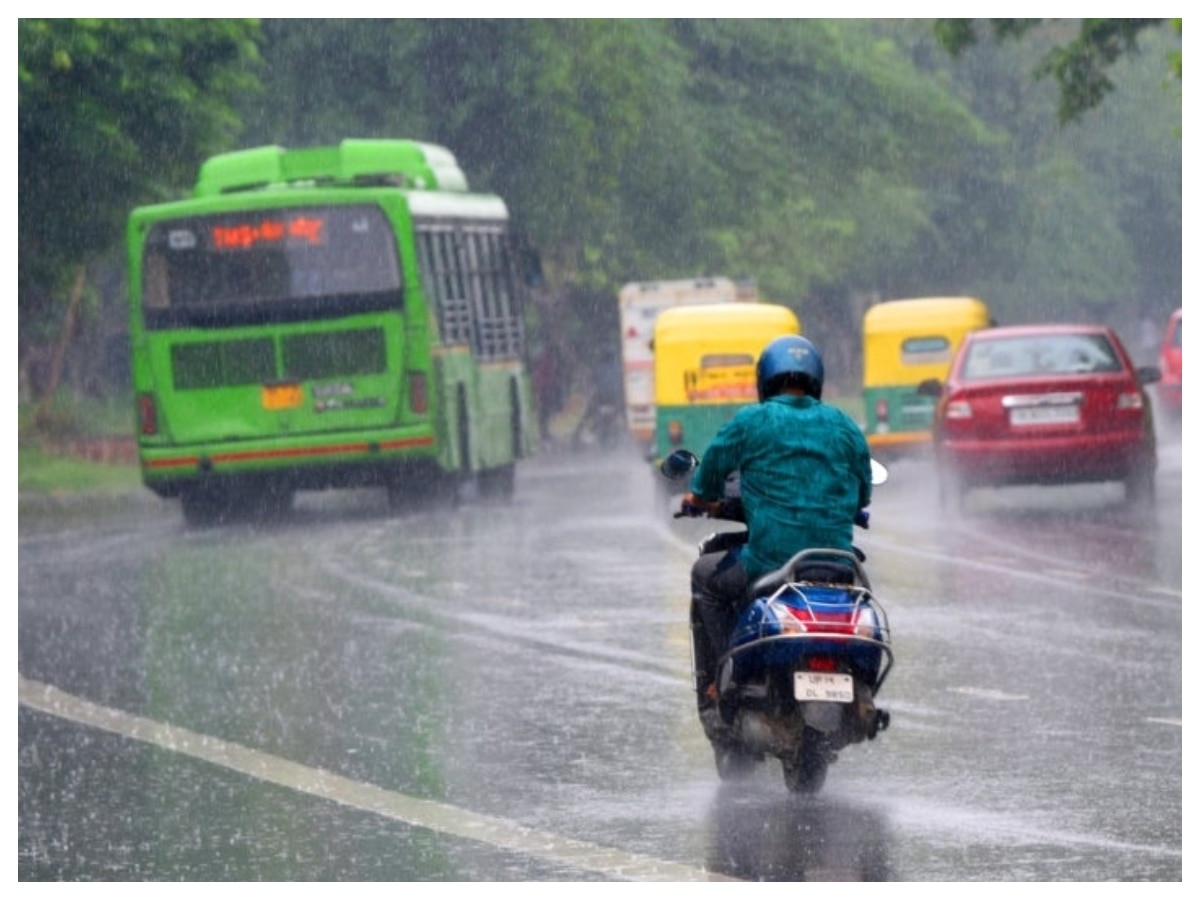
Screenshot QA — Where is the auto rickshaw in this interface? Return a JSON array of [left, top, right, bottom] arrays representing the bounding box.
[[861, 296, 992, 457], [651, 302, 801, 470]]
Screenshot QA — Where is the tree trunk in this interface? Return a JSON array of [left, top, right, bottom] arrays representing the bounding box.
[[34, 265, 87, 426]]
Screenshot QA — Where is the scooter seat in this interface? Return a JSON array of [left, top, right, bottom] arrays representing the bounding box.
[[793, 561, 856, 585], [753, 560, 856, 595]]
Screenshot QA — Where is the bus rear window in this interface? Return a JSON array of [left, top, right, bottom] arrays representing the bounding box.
[[141, 205, 401, 327]]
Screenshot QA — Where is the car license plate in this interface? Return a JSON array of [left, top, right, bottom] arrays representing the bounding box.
[[1010, 404, 1079, 426], [794, 671, 854, 703], [262, 383, 303, 410]]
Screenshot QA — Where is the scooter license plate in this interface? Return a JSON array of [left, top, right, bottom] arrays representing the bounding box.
[[794, 671, 854, 703]]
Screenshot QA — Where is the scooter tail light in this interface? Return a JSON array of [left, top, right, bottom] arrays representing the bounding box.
[[807, 656, 838, 672], [854, 606, 878, 637], [768, 599, 809, 635]]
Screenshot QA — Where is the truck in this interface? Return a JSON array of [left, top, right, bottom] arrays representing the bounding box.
[[617, 277, 756, 449]]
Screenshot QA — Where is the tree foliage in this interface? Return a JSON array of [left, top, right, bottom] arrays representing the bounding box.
[[934, 18, 1178, 123], [17, 18, 1182, 403], [18, 19, 261, 346]]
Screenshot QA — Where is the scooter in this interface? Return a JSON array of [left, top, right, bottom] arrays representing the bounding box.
[[661, 449, 893, 794]]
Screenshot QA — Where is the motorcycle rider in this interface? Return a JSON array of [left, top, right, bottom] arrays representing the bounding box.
[[573, 347, 624, 448], [680, 334, 874, 737]]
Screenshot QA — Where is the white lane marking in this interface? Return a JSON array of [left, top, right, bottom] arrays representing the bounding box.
[[664, 525, 1181, 608], [948, 686, 1030, 701], [948, 689, 1182, 727], [1040, 568, 1089, 580], [866, 535, 1181, 608], [18, 675, 734, 882], [869, 793, 1183, 860]]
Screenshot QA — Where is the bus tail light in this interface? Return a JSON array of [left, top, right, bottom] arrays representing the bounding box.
[[408, 371, 428, 414], [137, 393, 159, 436]]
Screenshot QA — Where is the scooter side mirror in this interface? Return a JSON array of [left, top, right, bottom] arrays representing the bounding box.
[[871, 459, 889, 486], [660, 449, 699, 481], [663, 447, 885, 485]]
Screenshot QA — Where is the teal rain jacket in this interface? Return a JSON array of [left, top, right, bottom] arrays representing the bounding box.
[[689, 393, 873, 582]]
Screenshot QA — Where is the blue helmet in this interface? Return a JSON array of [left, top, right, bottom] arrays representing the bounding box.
[[756, 335, 825, 401]]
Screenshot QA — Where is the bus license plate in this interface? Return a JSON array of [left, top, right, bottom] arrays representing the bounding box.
[[263, 383, 303, 410], [794, 671, 854, 703]]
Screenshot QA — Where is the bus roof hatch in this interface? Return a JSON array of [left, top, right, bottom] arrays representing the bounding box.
[[194, 139, 469, 197]]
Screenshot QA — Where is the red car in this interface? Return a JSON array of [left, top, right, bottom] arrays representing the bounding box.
[[921, 324, 1160, 508], [1157, 308, 1182, 419]]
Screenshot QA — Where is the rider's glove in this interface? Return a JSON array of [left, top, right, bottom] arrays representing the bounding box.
[[854, 509, 870, 529]]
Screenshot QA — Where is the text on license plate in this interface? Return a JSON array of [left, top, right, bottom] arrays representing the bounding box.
[[1010, 404, 1079, 426], [263, 383, 303, 410], [794, 671, 854, 703]]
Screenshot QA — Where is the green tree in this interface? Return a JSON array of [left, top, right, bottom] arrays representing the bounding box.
[[18, 19, 262, 394], [249, 20, 692, 359], [244, 20, 427, 147], [934, 18, 1179, 123], [1062, 25, 1182, 321], [17, 19, 1180, 412], [245, 18, 1179, 383], [917, 19, 1181, 325], [665, 18, 1007, 361]]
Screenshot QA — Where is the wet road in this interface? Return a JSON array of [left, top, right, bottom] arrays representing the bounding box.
[[18, 435, 1182, 880]]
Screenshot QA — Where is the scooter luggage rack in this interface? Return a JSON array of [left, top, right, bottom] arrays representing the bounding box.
[[724, 589, 895, 692], [741, 583, 893, 647], [727, 548, 894, 691]]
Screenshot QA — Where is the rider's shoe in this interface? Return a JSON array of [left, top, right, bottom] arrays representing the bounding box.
[[699, 706, 728, 741], [698, 683, 728, 740]]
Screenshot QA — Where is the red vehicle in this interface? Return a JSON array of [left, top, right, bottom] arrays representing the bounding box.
[[919, 323, 1160, 508], [1158, 308, 1182, 419]]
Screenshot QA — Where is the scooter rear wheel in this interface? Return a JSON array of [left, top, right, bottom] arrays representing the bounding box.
[[712, 742, 757, 780], [781, 731, 831, 794]]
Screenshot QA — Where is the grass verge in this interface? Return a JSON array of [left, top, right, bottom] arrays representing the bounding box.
[[18, 443, 142, 495], [19, 392, 141, 495]]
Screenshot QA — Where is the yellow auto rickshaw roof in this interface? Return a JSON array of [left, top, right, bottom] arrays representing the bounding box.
[[654, 302, 801, 345], [862, 297, 992, 385], [862, 297, 991, 333], [653, 303, 801, 406]]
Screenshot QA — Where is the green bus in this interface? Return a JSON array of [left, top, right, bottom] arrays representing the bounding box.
[[127, 139, 537, 524]]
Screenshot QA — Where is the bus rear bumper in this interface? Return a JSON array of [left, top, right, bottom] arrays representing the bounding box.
[[139, 429, 438, 497]]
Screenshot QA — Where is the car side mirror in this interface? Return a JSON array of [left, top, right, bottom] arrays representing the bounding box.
[[915, 378, 943, 398], [1136, 366, 1162, 386]]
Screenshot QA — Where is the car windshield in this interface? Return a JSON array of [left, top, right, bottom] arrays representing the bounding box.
[[962, 333, 1122, 381]]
